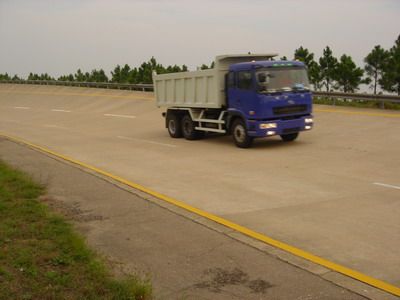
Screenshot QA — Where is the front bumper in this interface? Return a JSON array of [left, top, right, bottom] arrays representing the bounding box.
[[247, 115, 313, 137]]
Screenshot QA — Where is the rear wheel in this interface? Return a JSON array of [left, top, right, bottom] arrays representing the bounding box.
[[166, 112, 182, 138], [181, 115, 204, 140], [280, 132, 299, 142], [232, 119, 253, 148]]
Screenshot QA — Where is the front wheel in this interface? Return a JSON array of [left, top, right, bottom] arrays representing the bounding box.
[[280, 132, 299, 142], [232, 119, 253, 148]]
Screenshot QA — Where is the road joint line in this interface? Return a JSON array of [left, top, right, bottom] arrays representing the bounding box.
[[0, 132, 399, 298], [104, 114, 136, 119], [117, 135, 176, 148], [373, 182, 400, 190], [51, 109, 71, 113]]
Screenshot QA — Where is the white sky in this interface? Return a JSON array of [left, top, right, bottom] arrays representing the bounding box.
[[0, 0, 399, 78]]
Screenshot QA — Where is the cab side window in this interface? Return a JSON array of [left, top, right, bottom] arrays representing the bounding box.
[[227, 72, 235, 88], [237, 71, 253, 90]]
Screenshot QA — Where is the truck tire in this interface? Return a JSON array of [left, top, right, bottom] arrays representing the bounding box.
[[280, 132, 299, 142], [181, 115, 204, 140], [166, 112, 183, 138], [232, 119, 253, 148]]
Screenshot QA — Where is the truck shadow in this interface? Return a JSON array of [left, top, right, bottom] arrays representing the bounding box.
[[201, 133, 307, 149]]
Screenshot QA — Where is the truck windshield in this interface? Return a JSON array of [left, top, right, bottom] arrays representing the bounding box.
[[256, 67, 310, 93]]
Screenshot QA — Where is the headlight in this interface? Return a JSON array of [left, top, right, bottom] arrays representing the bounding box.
[[260, 123, 277, 129], [305, 118, 313, 124]]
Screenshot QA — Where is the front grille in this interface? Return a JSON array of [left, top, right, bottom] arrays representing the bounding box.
[[273, 105, 307, 115], [282, 127, 301, 134]]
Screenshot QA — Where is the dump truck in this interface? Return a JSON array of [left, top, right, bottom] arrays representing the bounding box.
[[152, 54, 313, 148]]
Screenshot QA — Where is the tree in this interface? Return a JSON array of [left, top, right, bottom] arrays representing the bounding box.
[[0, 73, 11, 80], [294, 46, 322, 90], [294, 46, 315, 68], [111, 65, 122, 83], [58, 74, 74, 81], [199, 61, 215, 70], [334, 54, 364, 92], [309, 62, 323, 90], [74, 69, 86, 82], [380, 35, 400, 95], [280, 56, 288, 60], [120, 64, 131, 83], [39, 73, 54, 80], [128, 68, 138, 84], [364, 45, 389, 94], [319, 46, 338, 92], [28, 73, 38, 80], [89, 69, 108, 82], [136, 57, 165, 83]]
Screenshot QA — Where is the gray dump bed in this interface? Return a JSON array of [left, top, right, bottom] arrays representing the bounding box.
[[152, 54, 277, 109]]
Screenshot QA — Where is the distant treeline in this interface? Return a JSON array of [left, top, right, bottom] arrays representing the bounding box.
[[1, 35, 399, 95]]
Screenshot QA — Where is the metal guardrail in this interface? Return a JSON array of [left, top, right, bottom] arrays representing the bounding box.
[[1, 80, 400, 107], [313, 91, 400, 103], [313, 91, 400, 109], [0, 80, 154, 91]]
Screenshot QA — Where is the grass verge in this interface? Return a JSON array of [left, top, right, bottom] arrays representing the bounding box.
[[313, 97, 400, 110], [0, 160, 152, 300]]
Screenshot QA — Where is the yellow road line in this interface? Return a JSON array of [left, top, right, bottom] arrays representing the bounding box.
[[1, 133, 399, 297], [315, 108, 400, 118], [0, 90, 153, 100]]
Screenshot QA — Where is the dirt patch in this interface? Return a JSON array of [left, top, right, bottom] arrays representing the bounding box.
[[194, 267, 273, 294], [39, 195, 105, 222]]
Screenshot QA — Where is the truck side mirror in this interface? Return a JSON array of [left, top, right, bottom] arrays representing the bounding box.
[[258, 73, 267, 83]]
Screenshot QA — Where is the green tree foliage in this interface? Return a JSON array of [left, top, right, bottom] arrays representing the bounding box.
[[111, 65, 122, 82], [58, 74, 74, 81], [294, 46, 322, 90], [89, 69, 108, 82], [110, 58, 187, 84], [111, 64, 131, 83], [364, 45, 389, 94], [309, 63, 323, 91], [136, 57, 160, 83], [27, 73, 54, 80], [380, 35, 400, 95], [294, 46, 314, 68], [319, 46, 338, 92], [199, 61, 215, 70], [0, 73, 11, 80], [334, 54, 364, 92], [74, 69, 87, 82], [11, 75, 21, 81]]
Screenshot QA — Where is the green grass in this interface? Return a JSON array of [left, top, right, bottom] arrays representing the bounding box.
[[313, 97, 400, 110], [0, 160, 152, 300]]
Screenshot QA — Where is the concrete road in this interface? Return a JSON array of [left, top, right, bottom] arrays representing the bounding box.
[[0, 84, 399, 291], [0, 138, 368, 300]]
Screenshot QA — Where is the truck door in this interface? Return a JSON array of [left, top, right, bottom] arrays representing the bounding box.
[[227, 70, 256, 118]]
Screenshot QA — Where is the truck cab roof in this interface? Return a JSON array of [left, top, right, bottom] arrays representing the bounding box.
[[229, 60, 306, 72]]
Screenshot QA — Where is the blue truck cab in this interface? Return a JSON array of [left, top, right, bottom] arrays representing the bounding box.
[[226, 60, 313, 147]]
